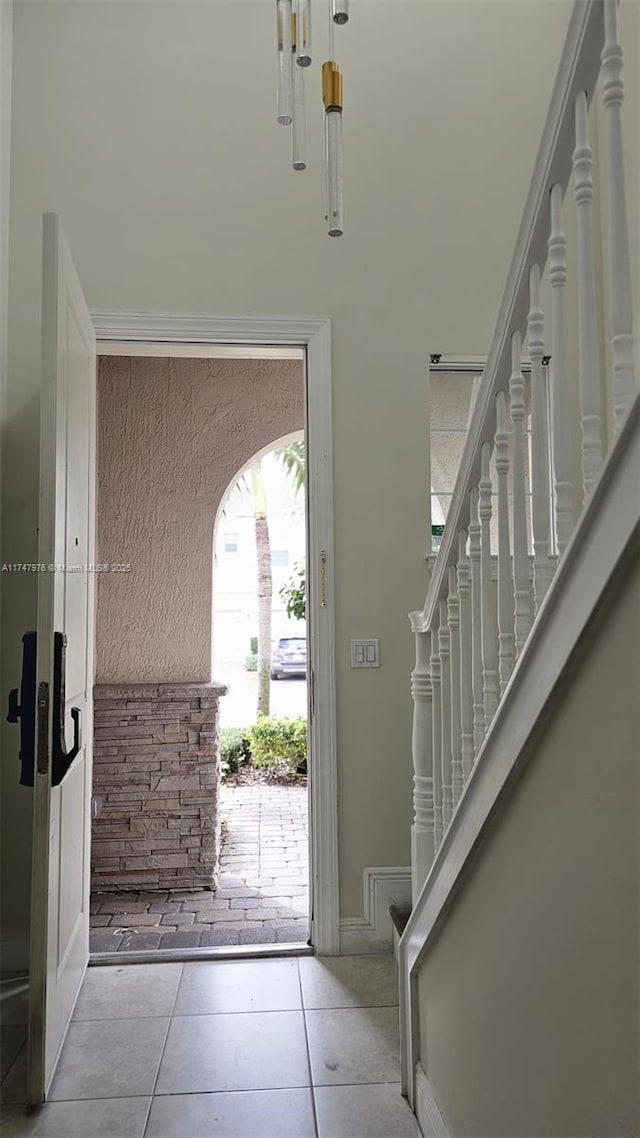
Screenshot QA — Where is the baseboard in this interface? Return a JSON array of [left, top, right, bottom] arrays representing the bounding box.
[[339, 867, 411, 955], [0, 934, 30, 973], [415, 1061, 450, 1138], [339, 917, 392, 955]]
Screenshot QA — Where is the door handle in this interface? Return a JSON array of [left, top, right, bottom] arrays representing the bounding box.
[[6, 631, 37, 787], [52, 631, 82, 787]]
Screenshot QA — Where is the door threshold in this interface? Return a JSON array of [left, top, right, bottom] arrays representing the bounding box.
[[89, 942, 314, 967]]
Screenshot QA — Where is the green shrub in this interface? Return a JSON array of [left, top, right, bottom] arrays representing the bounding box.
[[248, 716, 307, 773], [245, 653, 257, 672], [220, 727, 251, 774], [280, 562, 306, 621], [250, 636, 258, 655]]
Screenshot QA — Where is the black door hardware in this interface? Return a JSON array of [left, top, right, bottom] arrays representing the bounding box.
[[52, 631, 82, 787], [7, 631, 37, 787]]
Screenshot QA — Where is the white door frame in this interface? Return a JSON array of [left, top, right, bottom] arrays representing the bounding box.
[[91, 311, 340, 956]]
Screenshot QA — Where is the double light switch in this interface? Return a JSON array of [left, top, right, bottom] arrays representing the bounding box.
[[350, 639, 380, 668]]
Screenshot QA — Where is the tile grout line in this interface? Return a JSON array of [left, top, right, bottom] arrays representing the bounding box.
[[0, 1039, 28, 1105], [296, 957, 320, 1138], [31, 1078, 407, 1107], [140, 961, 184, 1138]]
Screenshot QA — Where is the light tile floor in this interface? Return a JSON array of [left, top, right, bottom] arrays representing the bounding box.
[[90, 784, 309, 953], [0, 955, 420, 1137]]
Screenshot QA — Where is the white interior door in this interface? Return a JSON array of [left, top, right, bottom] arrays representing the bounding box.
[[28, 214, 96, 1103]]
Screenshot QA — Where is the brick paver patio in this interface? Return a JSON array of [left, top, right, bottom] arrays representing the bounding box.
[[90, 782, 309, 953]]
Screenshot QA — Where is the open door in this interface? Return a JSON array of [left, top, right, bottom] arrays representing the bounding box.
[[28, 214, 96, 1103]]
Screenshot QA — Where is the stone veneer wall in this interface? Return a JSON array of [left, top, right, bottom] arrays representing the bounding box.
[[92, 682, 227, 892]]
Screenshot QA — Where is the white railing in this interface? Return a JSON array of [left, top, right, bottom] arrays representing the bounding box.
[[408, 0, 636, 904]]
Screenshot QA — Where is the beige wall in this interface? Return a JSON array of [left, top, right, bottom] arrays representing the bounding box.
[[0, 0, 585, 950], [417, 550, 640, 1137], [96, 355, 304, 683]]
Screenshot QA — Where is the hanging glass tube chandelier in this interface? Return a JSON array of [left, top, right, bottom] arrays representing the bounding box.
[[322, 61, 343, 236], [274, 0, 349, 237], [276, 0, 293, 126]]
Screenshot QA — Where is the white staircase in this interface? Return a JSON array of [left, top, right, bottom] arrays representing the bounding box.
[[400, 2, 639, 1133]]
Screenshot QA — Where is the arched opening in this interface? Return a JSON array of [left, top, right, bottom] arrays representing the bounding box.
[[211, 430, 305, 697], [210, 430, 310, 950]]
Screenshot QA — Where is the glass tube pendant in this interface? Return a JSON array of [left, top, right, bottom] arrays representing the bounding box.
[[332, 0, 349, 25], [295, 0, 311, 67], [276, 0, 293, 125], [292, 23, 307, 169], [322, 61, 343, 236]]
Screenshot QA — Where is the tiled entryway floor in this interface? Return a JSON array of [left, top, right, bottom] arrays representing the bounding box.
[[90, 784, 309, 953], [1, 955, 420, 1137]]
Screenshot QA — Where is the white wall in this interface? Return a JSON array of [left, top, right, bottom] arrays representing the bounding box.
[[0, 0, 11, 534], [1, 0, 575, 946], [0, 0, 17, 970], [417, 550, 640, 1137], [0, 0, 10, 441]]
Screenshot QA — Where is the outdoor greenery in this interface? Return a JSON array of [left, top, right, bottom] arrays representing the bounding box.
[[247, 717, 308, 774], [280, 561, 306, 622], [219, 727, 252, 774], [220, 719, 308, 779], [228, 439, 306, 719], [276, 439, 305, 493], [250, 462, 273, 717]]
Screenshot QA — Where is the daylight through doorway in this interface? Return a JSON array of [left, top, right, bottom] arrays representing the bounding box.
[[89, 349, 310, 955], [213, 434, 310, 948]]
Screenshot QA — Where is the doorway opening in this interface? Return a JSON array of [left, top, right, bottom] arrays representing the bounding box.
[[212, 434, 309, 948], [88, 341, 320, 956]]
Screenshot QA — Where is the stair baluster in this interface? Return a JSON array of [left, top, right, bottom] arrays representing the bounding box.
[[447, 567, 463, 807], [573, 90, 604, 497], [479, 443, 499, 728], [430, 621, 443, 851], [456, 530, 474, 782], [469, 487, 485, 755], [549, 183, 578, 556], [495, 390, 514, 692], [528, 263, 553, 612], [510, 331, 533, 657], [410, 625, 434, 900], [439, 600, 453, 831]]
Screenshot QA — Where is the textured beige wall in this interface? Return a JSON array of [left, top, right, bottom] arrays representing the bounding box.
[[417, 551, 640, 1137], [96, 355, 304, 683]]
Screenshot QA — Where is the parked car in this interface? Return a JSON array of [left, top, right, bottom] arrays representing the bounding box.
[[271, 636, 307, 680]]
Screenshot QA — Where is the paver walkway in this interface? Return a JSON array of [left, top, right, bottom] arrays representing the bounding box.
[[90, 782, 309, 953]]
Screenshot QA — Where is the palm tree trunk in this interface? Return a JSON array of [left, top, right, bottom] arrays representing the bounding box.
[[251, 465, 272, 717]]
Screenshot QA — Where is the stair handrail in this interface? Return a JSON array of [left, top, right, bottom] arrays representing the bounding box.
[[412, 0, 604, 637]]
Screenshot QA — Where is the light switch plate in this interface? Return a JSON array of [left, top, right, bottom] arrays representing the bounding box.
[[350, 639, 380, 668]]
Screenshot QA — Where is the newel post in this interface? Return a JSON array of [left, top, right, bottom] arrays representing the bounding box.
[[409, 617, 434, 904]]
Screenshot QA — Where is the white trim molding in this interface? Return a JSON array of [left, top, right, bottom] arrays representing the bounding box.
[[92, 311, 340, 956], [415, 1063, 450, 1138], [340, 867, 411, 955], [400, 390, 640, 1105]]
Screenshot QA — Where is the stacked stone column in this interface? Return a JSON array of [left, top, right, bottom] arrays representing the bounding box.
[[92, 681, 227, 892]]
